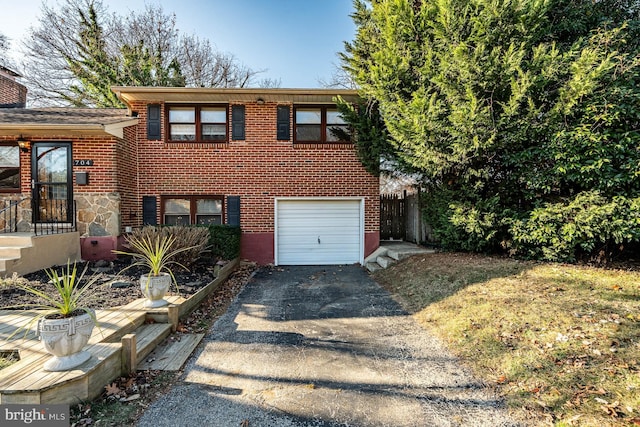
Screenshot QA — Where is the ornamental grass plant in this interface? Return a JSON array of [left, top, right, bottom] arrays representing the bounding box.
[[2, 261, 100, 337], [113, 227, 200, 292]]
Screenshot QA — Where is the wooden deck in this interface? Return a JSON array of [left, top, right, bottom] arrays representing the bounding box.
[[0, 258, 239, 404]]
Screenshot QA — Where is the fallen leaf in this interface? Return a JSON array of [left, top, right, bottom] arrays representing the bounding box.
[[105, 383, 120, 396]]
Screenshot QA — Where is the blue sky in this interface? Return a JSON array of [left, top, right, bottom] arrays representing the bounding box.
[[1, 0, 356, 88]]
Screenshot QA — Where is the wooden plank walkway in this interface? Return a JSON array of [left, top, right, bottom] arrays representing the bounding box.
[[138, 333, 204, 371], [0, 258, 239, 405], [0, 300, 151, 403]]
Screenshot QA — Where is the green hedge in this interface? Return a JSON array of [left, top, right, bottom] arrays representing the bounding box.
[[206, 225, 241, 260], [509, 191, 640, 262]]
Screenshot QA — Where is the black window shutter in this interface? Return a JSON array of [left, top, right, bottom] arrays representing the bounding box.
[[147, 104, 161, 140], [142, 196, 157, 225], [227, 196, 240, 227], [277, 105, 290, 140], [232, 105, 245, 140]]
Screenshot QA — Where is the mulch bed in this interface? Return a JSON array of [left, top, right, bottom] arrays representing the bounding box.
[[0, 258, 259, 427], [0, 256, 229, 310]]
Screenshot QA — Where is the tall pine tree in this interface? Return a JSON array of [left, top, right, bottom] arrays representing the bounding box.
[[342, 0, 640, 260]]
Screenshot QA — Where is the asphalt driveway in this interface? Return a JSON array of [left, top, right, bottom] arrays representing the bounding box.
[[137, 265, 519, 426]]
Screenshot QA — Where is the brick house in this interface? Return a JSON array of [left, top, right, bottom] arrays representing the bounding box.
[[0, 67, 27, 108], [0, 84, 380, 273]]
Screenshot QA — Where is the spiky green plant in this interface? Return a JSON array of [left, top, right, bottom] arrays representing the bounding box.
[[113, 232, 195, 291], [5, 261, 100, 337]]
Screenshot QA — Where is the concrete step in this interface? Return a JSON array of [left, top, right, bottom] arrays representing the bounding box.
[[0, 234, 34, 247], [386, 247, 435, 261], [0, 247, 24, 259], [376, 255, 395, 269], [365, 262, 383, 273], [0, 232, 80, 277], [0, 235, 34, 275]]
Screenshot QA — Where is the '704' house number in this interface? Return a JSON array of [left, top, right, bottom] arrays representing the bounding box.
[[73, 159, 94, 166]]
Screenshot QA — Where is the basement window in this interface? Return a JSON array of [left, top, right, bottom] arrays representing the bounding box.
[[162, 196, 224, 225]]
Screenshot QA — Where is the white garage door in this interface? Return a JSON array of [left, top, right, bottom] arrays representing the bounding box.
[[276, 199, 363, 265]]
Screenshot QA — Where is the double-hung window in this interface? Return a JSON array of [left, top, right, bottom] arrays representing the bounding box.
[[294, 106, 350, 143], [167, 105, 228, 142], [162, 196, 224, 226]]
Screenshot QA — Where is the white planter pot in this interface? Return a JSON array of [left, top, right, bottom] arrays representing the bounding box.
[[37, 309, 96, 372], [140, 273, 172, 308]]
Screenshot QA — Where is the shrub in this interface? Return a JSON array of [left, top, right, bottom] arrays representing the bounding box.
[[510, 191, 640, 262], [207, 225, 241, 260], [422, 189, 505, 252]]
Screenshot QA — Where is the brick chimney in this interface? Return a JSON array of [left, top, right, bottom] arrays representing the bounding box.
[[0, 66, 27, 108]]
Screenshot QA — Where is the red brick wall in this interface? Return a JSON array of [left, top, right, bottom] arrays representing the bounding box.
[[128, 100, 380, 263], [1, 99, 381, 264], [0, 75, 27, 107], [116, 125, 139, 229], [0, 134, 121, 195], [71, 136, 120, 192]]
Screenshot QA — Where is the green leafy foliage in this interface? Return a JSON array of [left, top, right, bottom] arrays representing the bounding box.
[[510, 192, 640, 262], [206, 225, 241, 260], [64, 3, 185, 107], [334, 96, 396, 176], [343, 0, 640, 261]]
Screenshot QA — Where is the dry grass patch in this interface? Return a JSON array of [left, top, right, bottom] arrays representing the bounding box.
[[374, 253, 640, 427]]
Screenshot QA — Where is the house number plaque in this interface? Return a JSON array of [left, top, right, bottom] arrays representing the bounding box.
[[73, 159, 94, 166]]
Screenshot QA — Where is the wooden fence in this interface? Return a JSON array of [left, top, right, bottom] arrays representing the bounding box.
[[380, 194, 406, 240], [381, 191, 430, 243]]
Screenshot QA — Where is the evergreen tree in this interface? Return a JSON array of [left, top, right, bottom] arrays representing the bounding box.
[[64, 3, 122, 107], [343, 0, 640, 261]]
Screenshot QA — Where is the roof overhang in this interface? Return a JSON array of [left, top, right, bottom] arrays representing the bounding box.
[[112, 86, 360, 106], [0, 119, 138, 138]]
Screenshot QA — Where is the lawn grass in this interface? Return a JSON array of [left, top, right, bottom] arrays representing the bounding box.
[[373, 252, 640, 427]]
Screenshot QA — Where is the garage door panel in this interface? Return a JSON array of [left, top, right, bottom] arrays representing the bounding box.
[[276, 199, 362, 265]]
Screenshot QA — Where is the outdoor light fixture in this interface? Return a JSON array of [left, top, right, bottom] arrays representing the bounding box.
[[256, 98, 265, 105], [17, 136, 30, 152]]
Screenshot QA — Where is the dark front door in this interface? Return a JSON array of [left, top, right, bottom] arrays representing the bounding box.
[[31, 142, 73, 223]]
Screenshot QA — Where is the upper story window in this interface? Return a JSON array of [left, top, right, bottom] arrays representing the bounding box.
[[167, 105, 228, 142], [294, 106, 350, 143], [0, 145, 20, 192]]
